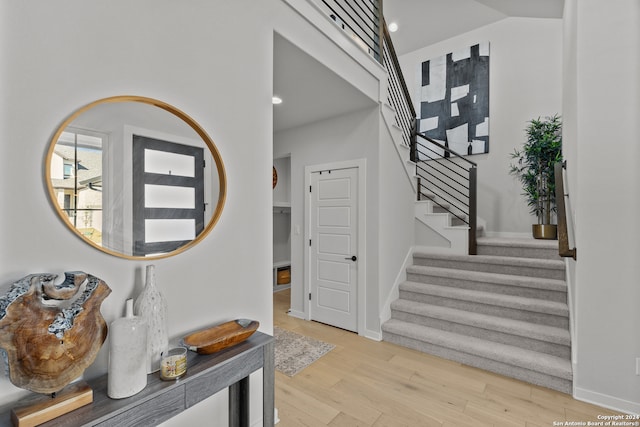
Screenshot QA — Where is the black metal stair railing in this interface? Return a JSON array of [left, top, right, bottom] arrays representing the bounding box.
[[314, 0, 479, 254], [381, 20, 415, 147], [381, 19, 478, 254], [414, 133, 478, 255], [319, 0, 383, 61], [318, 1, 414, 147]]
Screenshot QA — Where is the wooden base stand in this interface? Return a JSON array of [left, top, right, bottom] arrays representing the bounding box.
[[10, 382, 93, 427]]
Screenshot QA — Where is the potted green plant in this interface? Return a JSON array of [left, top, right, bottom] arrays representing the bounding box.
[[509, 115, 563, 239]]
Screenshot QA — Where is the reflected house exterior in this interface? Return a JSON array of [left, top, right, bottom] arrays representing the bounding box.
[[50, 143, 103, 245]]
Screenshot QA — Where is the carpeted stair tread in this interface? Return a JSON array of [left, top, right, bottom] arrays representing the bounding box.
[[384, 237, 572, 391], [382, 319, 572, 380], [390, 299, 570, 346], [476, 237, 561, 259], [477, 236, 558, 249], [413, 251, 565, 280], [413, 251, 564, 270], [400, 281, 569, 317], [406, 265, 566, 292]]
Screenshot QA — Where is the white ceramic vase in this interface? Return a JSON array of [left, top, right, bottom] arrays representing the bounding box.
[[108, 299, 147, 399], [134, 265, 169, 374]]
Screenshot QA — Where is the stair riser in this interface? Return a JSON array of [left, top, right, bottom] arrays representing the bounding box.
[[431, 206, 467, 223], [451, 217, 466, 227], [382, 331, 572, 394], [477, 244, 560, 260], [391, 310, 570, 359], [406, 271, 567, 303], [413, 257, 565, 280], [399, 290, 569, 329]]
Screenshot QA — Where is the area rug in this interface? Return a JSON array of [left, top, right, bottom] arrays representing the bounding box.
[[274, 327, 335, 376]]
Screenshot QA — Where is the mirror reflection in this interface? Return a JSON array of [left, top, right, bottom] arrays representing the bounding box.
[[47, 96, 226, 259]]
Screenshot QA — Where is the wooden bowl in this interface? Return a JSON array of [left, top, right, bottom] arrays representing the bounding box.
[[183, 319, 259, 355]]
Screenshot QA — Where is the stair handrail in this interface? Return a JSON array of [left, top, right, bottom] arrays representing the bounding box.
[[554, 161, 577, 260], [381, 18, 416, 147], [317, 1, 479, 255], [320, 0, 384, 61], [382, 18, 477, 255], [416, 132, 477, 167], [414, 132, 478, 255]]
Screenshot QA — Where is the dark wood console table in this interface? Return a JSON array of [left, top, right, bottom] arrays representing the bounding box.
[[0, 332, 274, 427]]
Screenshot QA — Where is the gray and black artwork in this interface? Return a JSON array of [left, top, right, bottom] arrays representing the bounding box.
[[418, 42, 489, 156]]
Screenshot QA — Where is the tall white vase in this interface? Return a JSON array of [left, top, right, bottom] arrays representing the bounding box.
[[108, 299, 147, 399], [134, 265, 169, 374]]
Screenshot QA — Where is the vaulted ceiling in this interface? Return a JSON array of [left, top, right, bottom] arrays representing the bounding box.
[[273, 0, 564, 133], [383, 0, 564, 55]]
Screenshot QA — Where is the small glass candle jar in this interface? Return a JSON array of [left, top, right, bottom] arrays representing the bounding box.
[[160, 347, 187, 381]]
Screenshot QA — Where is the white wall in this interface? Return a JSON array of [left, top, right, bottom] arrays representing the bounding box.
[[377, 114, 417, 328], [399, 17, 563, 235], [0, 0, 288, 424], [0, 0, 393, 422], [274, 107, 380, 335], [564, 0, 640, 414]]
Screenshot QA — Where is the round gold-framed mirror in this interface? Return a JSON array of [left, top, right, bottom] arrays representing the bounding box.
[[45, 95, 226, 260]]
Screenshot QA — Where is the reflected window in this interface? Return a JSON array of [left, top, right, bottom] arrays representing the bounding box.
[[63, 162, 74, 179], [50, 129, 106, 246]]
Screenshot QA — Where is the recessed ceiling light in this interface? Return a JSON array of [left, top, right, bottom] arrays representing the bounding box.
[[272, 96, 283, 105], [388, 22, 398, 33]]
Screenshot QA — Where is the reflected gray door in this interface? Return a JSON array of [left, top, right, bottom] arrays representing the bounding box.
[[132, 135, 204, 256]]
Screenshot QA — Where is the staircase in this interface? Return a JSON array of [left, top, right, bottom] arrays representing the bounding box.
[[377, 4, 571, 392], [382, 237, 572, 394], [414, 199, 473, 254], [380, 104, 478, 254]]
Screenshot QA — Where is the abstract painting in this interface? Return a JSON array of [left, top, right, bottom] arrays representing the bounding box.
[[418, 42, 490, 157]]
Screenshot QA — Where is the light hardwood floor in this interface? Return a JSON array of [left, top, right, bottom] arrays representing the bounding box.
[[273, 288, 621, 426]]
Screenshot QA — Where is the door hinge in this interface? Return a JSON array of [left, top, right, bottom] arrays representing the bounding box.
[[309, 239, 312, 246], [203, 159, 206, 168], [309, 185, 312, 193], [309, 293, 312, 301]]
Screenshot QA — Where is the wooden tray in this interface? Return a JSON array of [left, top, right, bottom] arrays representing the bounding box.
[[183, 319, 259, 355]]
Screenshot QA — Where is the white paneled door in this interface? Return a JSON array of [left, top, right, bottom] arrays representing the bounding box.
[[309, 167, 358, 332]]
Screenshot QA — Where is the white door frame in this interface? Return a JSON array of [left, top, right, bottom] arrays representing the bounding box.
[[304, 159, 366, 335]]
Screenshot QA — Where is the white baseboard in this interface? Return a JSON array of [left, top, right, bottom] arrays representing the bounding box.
[[287, 309, 306, 320], [364, 329, 382, 341], [574, 387, 640, 415], [379, 247, 414, 326]]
